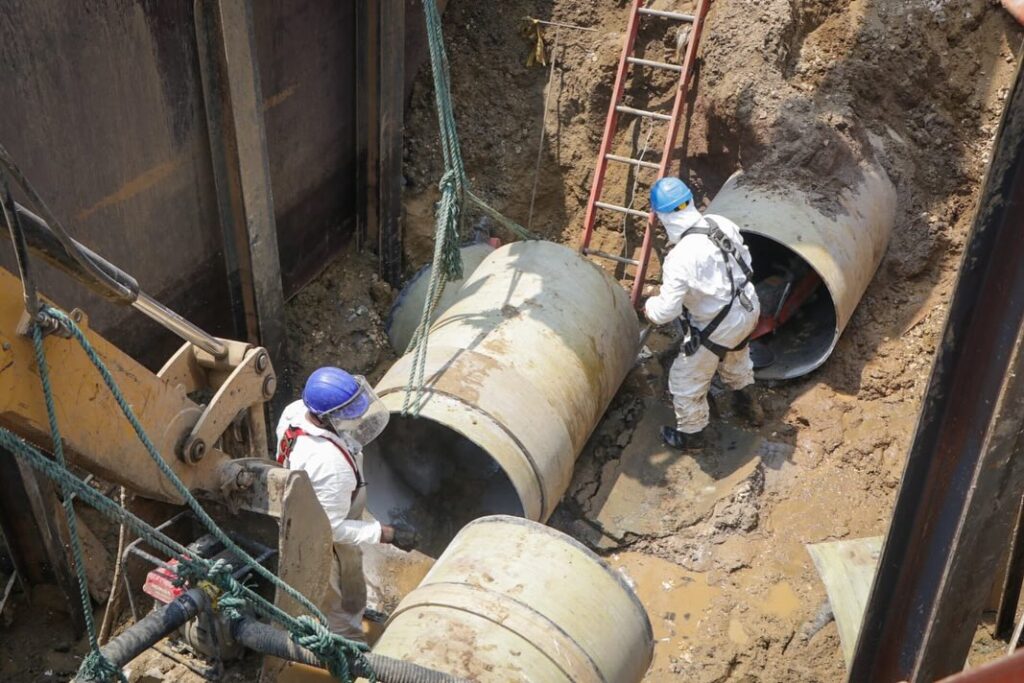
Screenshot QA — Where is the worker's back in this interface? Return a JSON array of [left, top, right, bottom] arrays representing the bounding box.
[[660, 213, 759, 339]]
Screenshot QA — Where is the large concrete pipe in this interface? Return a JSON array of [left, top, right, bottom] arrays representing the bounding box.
[[385, 242, 495, 353], [372, 516, 654, 682], [707, 168, 896, 380], [366, 241, 638, 556]]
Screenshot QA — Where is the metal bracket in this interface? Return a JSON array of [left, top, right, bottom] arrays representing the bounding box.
[[14, 306, 81, 340], [180, 347, 275, 464]]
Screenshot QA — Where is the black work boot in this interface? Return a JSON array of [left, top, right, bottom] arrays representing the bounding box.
[[661, 426, 706, 451], [733, 385, 765, 427]]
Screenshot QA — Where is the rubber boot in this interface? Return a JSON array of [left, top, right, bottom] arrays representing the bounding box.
[[661, 426, 706, 451], [733, 385, 765, 427]]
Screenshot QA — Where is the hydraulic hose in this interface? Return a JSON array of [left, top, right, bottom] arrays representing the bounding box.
[[9, 202, 140, 303], [0, 142, 135, 303], [231, 617, 469, 683], [79, 588, 210, 678], [1, 200, 227, 358]]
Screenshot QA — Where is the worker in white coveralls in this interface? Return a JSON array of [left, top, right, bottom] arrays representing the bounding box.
[[643, 177, 763, 451], [275, 367, 418, 639]]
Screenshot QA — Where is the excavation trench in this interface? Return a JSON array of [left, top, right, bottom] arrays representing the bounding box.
[[372, 163, 897, 555]]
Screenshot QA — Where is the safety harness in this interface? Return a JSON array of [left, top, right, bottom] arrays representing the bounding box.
[[277, 426, 366, 503], [678, 217, 756, 360]]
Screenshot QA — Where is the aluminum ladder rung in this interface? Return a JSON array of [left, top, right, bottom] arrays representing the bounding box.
[[627, 56, 683, 73], [615, 105, 672, 121], [605, 153, 661, 170], [638, 7, 695, 22], [595, 201, 650, 219], [583, 248, 640, 267]]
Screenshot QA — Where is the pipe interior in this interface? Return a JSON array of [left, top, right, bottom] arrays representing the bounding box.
[[744, 233, 838, 380], [364, 415, 525, 558]]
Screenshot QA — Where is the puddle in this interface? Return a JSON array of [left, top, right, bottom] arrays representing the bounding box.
[[760, 581, 802, 618], [728, 617, 751, 645], [609, 552, 720, 678]]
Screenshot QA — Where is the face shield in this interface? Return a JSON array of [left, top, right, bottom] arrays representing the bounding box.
[[319, 376, 391, 449]]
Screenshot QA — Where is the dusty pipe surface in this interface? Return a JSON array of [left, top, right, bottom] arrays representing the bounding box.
[[366, 241, 638, 556], [372, 516, 653, 683], [707, 167, 896, 380], [385, 242, 496, 353]]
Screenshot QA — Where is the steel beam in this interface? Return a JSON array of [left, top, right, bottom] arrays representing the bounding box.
[[356, 0, 380, 254], [356, 0, 405, 286], [849, 58, 1024, 682], [995, 497, 1024, 640], [194, 0, 286, 366], [378, 0, 405, 286]]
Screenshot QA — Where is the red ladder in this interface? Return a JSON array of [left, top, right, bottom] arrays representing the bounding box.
[[579, 0, 711, 308]]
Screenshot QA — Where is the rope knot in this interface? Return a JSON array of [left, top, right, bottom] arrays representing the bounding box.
[[171, 557, 206, 588], [290, 615, 374, 683], [437, 167, 461, 196], [76, 650, 127, 683]]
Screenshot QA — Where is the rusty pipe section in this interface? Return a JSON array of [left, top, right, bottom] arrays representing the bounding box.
[[372, 516, 654, 683], [366, 241, 638, 556], [707, 165, 896, 380]]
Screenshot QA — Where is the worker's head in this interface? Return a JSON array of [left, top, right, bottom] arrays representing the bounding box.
[[302, 367, 390, 449], [650, 177, 702, 244]]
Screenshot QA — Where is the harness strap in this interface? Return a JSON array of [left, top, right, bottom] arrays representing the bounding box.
[[700, 334, 750, 360], [679, 217, 756, 359], [277, 427, 366, 499]]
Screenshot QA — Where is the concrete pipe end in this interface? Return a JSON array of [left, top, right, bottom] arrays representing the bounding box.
[[708, 169, 896, 381], [743, 231, 841, 381], [364, 409, 528, 558], [373, 515, 655, 683]]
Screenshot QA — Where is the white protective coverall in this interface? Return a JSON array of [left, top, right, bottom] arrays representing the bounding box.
[[644, 205, 761, 433], [275, 399, 382, 639]]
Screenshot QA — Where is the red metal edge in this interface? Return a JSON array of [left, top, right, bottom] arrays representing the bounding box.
[[630, 0, 712, 308], [938, 648, 1024, 683], [1003, 0, 1024, 27]]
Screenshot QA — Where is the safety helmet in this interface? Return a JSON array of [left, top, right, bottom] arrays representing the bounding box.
[[302, 367, 365, 417], [650, 177, 694, 213], [302, 367, 390, 448]]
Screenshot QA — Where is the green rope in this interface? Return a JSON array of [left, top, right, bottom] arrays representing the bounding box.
[[402, 0, 538, 416], [13, 306, 374, 683], [29, 320, 127, 683]]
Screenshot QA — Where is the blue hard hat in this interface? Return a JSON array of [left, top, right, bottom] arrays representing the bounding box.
[[302, 367, 368, 418], [650, 177, 693, 213]]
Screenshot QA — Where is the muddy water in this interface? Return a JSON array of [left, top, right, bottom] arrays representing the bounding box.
[[610, 552, 721, 679]]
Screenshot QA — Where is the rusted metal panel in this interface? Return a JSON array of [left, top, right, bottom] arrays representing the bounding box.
[[849, 58, 1024, 682], [0, 0, 436, 367], [252, 1, 359, 296], [0, 0, 231, 366]]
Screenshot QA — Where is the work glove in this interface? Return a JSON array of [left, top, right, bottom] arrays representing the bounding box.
[[389, 523, 420, 552]]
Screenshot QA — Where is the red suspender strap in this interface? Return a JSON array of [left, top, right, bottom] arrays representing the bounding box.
[[277, 426, 365, 490]]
